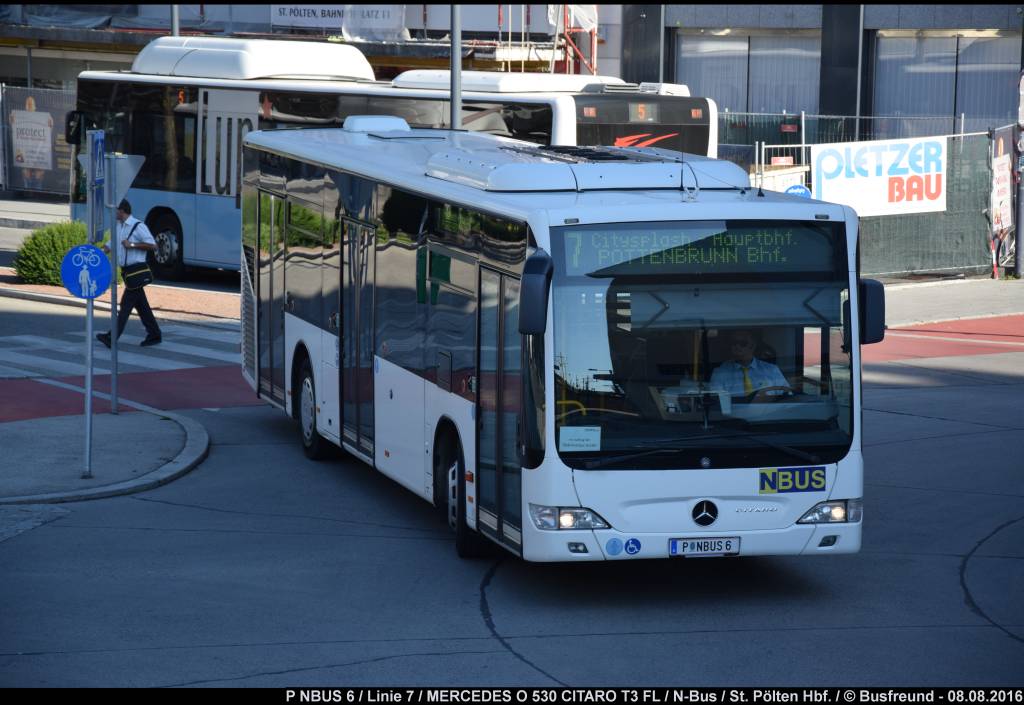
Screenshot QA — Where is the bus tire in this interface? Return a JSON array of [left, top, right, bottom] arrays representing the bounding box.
[[297, 357, 329, 460], [149, 215, 185, 280], [438, 438, 490, 559]]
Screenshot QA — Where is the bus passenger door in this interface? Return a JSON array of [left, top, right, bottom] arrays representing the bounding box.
[[196, 88, 258, 265], [257, 191, 287, 407], [341, 217, 375, 456], [477, 269, 523, 553]]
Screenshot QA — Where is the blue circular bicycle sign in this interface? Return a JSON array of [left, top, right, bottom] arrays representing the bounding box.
[[60, 244, 111, 299]]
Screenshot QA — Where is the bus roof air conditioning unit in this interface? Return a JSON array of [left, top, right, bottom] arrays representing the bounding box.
[[131, 37, 375, 82], [639, 82, 691, 96], [343, 116, 412, 133], [392, 70, 626, 94]]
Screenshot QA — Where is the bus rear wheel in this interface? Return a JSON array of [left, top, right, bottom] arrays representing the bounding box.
[[297, 358, 329, 460], [149, 216, 185, 280]]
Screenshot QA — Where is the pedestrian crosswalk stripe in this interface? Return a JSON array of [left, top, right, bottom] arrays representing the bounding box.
[[160, 324, 239, 346], [3, 335, 198, 371], [67, 332, 239, 364], [117, 335, 240, 363], [0, 348, 100, 377], [0, 327, 237, 379], [0, 362, 33, 378]]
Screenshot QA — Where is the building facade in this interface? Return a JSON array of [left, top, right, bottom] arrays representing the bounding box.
[[623, 4, 1023, 134], [0, 5, 624, 86]]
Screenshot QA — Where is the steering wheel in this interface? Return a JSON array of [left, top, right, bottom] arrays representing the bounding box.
[[752, 386, 795, 403]]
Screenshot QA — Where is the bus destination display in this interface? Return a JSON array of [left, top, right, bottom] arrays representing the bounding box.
[[560, 221, 841, 276]]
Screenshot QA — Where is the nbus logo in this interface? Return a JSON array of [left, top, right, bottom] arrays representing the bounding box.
[[759, 467, 826, 494], [811, 137, 947, 217]]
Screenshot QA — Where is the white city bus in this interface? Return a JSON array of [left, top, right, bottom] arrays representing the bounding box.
[[239, 115, 885, 562], [67, 36, 717, 279]]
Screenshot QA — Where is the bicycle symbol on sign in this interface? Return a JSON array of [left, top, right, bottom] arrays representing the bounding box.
[[71, 247, 103, 268]]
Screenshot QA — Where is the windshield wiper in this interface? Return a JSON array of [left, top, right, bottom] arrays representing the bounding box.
[[582, 446, 693, 470], [704, 429, 821, 465], [582, 430, 820, 470]]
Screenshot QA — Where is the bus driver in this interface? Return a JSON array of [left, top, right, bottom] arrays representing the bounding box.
[[710, 329, 790, 400]]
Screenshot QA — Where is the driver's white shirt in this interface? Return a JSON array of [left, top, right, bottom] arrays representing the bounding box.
[[709, 358, 789, 396]]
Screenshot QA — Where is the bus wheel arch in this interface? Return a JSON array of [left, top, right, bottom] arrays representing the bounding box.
[[432, 418, 489, 558], [292, 344, 329, 460], [146, 207, 185, 280]]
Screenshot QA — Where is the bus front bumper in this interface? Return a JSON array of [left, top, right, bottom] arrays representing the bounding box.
[[520, 521, 861, 562]]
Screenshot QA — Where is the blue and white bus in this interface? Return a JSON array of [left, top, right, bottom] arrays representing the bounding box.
[[69, 36, 717, 279], [238, 115, 886, 561]]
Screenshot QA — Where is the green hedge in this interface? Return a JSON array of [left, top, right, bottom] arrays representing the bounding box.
[[13, 221, 95, 286]]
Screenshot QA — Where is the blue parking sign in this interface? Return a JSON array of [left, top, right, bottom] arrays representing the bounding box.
[[61, 245, 111, 299]]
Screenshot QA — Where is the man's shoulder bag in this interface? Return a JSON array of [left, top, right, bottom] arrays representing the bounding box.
[[122, 222, 154, 290]]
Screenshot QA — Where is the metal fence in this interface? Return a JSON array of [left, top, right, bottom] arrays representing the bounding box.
[[719, 110, 969, 152], [859, 133, 994, 276], [0, 84, 76, 195]]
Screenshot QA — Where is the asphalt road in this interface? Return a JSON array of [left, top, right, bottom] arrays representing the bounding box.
[[0, 329, 1022, 686]]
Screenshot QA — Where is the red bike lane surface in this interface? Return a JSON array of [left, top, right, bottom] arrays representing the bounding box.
[[0, 365, 264, 423], [2, 315, 1021, 424], [863, 314, 1024, 363]]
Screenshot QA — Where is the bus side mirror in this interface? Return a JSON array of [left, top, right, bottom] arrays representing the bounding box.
[[518, 248, 553, 336], [859, 278, 885, 345], [65, 111, 83, 145]]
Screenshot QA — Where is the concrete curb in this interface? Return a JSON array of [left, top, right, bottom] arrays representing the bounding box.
[[0, 285, 112, 312], [0, 407, 209, 505], [888, 311, 1024, 328], [0, 217, 57, 230], [883, 277, 1018, 291]]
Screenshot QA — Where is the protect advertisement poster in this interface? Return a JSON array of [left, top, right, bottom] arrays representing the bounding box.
[[12, 109, 52, 171], [4, 87, 74, 194]]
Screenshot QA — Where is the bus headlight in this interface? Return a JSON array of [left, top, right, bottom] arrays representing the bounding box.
[[798, 499, 862, 524], [529, 504, 610, 531]]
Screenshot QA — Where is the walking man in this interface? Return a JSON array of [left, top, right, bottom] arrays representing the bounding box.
[[97, 199, 162, 348]]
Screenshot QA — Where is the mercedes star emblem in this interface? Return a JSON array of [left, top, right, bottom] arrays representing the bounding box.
[[692, 500, 718, 527]]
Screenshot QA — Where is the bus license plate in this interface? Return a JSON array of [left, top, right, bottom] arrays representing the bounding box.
[[670, 537, 740, 557]]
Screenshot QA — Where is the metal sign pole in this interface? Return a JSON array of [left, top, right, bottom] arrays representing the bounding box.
[[107, 154, 119, 414], [84, 142, 94, 480], [83, 132, 100, 480], [451, 4, 462, 130], [84, 296, 94, 479]]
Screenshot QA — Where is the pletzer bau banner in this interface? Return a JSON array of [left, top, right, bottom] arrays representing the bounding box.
[[811, 136, 947, 217]]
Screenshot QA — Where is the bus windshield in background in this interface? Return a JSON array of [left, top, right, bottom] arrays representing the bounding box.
[[262, 92, 554, 145], [550, 220, 853, 471], [71, 79, 198, 204], [575, 95, 712, 155]]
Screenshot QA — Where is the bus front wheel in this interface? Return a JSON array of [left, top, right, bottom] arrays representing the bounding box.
[[438, 439, 490, 559], [297, 357, 329, 460], [150, 216, 185, 280]]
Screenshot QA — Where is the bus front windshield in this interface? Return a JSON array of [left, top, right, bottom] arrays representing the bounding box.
[[551, 220, 853, 470]]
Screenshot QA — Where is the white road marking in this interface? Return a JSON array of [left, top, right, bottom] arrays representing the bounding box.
[[67, 332, 239, 363], [0, 349, 103, 376], [3, 335, 197, 371], [885, 331, 1024, 348]]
